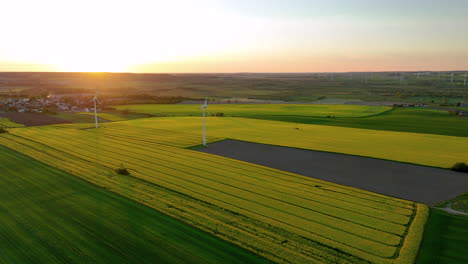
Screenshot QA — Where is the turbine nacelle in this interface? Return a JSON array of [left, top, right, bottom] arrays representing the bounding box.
[[200, 97, 208, 109]]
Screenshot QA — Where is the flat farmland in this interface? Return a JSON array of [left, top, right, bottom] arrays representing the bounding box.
[[416, 209, 468, 264], [0, 117, 24, 128], [114, 104, 391, 117], [245, 108, 468, 137], [113, 117, 468, 168], [198, 139, 468, 205], [0, 145, 270, 264], [92, 122, 223, 148], [0, 126, 427, 264]]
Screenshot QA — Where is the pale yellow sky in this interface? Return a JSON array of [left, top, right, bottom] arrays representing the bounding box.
[[1, 0, 467, 72]]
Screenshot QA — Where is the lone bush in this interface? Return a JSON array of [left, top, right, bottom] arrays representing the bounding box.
[[451, 162, 468, 173], [115, 164, 130, 175]]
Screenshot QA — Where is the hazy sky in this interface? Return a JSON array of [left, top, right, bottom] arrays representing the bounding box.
[[1, 0, 467, 72]]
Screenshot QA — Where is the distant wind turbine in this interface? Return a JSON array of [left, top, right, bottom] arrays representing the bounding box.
[[92, 95, 101, 128], [200, 97, 208, 146], [464, 72, 467, 86], [451, 72, 454, 84]]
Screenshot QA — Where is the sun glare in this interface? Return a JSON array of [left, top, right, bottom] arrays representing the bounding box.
[[0, 0, 255, 73]]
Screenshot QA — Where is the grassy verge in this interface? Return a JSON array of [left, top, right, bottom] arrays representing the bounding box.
[[436, 192, 468, 213], [116, 116, 468, 168]]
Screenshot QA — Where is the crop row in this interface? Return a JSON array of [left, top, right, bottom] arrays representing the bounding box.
[[93, 124, 222, 147]]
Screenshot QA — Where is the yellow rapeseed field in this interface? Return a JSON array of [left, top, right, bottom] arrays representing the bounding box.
[[115, 117, 468, 168], [113, 104, 390, 118], [0, 117, 24, 128], [0, 125, 427, 264]]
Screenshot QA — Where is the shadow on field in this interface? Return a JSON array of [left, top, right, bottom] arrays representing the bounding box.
[[197, 139, 468, 205]]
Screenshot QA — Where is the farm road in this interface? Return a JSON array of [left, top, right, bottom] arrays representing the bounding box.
[[198, 140, 468, 205]]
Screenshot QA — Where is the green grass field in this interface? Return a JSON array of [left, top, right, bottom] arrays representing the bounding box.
[[0, 126, 428, 264], [246, 108, 468, 137], [0, 145, 270, 264], [48, 113, 98, 123], [112, 104, 468, 137], [0, 117, 24, 128], [114, 104, 391, 118], [110, 117, 468, 168], [77, 112, 128, 121], [416, 209, 468, 264]]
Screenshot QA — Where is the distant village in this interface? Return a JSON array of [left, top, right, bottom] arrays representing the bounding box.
[[0, 96, 101, 113]]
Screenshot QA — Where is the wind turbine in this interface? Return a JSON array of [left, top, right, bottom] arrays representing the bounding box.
[[451, 72, 454, 84], [200, 97, 208, 146], [92, 95, 101, 128], [464, 72, 467, 86]]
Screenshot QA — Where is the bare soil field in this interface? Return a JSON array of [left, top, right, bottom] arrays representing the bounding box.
[[0, 112, 70, 126], [198, 139, 468, 205]]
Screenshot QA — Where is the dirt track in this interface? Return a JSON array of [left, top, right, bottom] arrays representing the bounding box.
[[198, 140, 468, 205]]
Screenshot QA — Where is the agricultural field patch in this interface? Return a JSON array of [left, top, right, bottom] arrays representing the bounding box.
[[117, 117, 468, 168], [0, 145, 269, 264], [92, 123, 222, 148], [198, 139, 468, 205], [245, 108, 468, 137], [0, 117, 24, 128], [113, 104, 391, 118], [416, 209, 468, 264], [77, 112, 127, 121], [0, 126, 427, 264]]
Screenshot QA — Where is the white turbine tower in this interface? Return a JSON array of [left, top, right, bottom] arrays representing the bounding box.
[[92, 95, 101, 128], [451, 72, 454, 84], [200, 97, 208, 146], [464, 72, 467, 86]]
